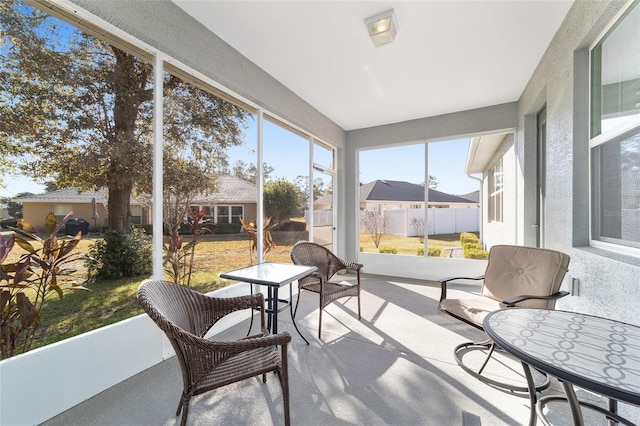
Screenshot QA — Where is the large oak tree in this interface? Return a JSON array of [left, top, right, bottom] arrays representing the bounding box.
[[0, 0, 248, 230]]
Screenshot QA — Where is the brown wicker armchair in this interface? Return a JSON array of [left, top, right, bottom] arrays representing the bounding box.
[[439, 245, 570, 392], [290, 241, 363, 339], [137, 280, 291, 426]]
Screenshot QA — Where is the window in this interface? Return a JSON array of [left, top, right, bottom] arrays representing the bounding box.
[[52, 204, 73, 222], [216, 205, 243, 224], [488, 159, 503, 223], [131, 206, 143, 225], [590, 2, 640, 249]]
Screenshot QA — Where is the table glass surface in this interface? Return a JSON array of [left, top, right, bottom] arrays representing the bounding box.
[[484, 308, 640, 405], [220, 262, 317, 287]]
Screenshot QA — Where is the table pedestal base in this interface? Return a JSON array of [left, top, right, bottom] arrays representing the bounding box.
[[523, 363, 632, 426]]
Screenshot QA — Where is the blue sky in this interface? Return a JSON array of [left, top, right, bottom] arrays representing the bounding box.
[[0, 130, 477, 198]]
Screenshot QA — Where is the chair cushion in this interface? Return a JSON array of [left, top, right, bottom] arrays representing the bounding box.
[[440, 296, 503, 328], [481, 245, 570, 309]]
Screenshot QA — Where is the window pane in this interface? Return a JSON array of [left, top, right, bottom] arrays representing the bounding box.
[[313, 142, 333, 170], [591, 129, 640, 246], [217, 206, 230, 223], [591, 2, 640, 138]]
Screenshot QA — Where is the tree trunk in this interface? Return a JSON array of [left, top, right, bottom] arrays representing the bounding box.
[[108, 183, 133, 231]]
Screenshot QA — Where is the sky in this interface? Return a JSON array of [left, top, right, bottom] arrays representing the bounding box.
[[0, 130, 478, 199]]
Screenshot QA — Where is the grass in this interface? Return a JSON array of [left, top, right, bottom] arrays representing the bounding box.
[[359, 232, 466, 255], [3, 230, 466, 354]]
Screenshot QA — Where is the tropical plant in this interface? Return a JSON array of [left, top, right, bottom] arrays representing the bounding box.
[[0, 212, 89, 359], [239, 217, 277, 265], [164, 206, 210, 286]]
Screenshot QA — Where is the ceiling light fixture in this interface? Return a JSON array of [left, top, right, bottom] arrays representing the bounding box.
[[364, 9, 398, 47]]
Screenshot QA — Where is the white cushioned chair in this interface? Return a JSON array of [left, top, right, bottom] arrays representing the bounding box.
[[439, 244, 570, 392]]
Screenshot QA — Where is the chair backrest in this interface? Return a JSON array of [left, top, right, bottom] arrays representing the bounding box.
[[291, 241, 344, 281], [481, 245, 570, 309], [137, 280, 216, 338]]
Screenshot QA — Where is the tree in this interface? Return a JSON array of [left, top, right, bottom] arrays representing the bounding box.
[[361, 209, 387, 248], [263, 179, 301, 224], [5, 192, 32, 218], [293, 175, 327, 210], [422, 176, 439, 189], [0, 1, 248, 231], [230, 159, 274, 184]]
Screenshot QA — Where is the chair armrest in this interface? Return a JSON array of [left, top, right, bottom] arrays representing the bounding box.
[[439, 275, 484, 301], [192, 331, 292, 353], [503, 290, 570, 308], [341, 260, 363, 272]]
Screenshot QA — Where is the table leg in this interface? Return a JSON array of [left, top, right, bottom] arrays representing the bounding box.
[[271, 287, 278, 334], [562, 381, 585, 426], [289, 282, 309, 345], [522, 362, 538, 426], [266, 286, 274, 333]]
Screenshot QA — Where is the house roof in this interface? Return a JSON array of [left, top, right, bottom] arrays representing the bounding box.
[[465, 134, 509, 174], [15, 176, 258, 205], [15, 187, 109, 203], [191, 175, 257, 204], [459, 191, 480, 203], [359, 180, 477, 204]]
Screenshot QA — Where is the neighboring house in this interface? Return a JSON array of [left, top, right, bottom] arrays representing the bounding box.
[[189, 175, 258, 224], [15, 175, 257, 232], [358, 180, 478, 210], [15, 188, 142, 232], [465, 133, 515, 248]]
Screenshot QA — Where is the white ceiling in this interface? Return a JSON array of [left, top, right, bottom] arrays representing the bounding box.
[[173, 1, 573, 131]]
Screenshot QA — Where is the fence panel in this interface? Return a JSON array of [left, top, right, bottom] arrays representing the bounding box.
[[359, 208, 479, 236]]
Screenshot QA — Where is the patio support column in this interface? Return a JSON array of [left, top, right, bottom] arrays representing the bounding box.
[[256, 109, 264, 264], [152, 52, 164, 279]]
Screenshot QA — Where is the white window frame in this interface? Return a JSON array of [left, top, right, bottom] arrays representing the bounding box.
[[215, 205, 243, 224], [589, 0, 640, 255], [488, 158, 503, 223]]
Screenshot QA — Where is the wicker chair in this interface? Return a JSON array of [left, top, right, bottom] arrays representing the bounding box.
[[290, 241, 363, 339], [137, 280, 291, 426], [439, 244, 570, 392]]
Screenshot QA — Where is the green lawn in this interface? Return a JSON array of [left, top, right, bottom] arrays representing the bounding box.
[[11, 231, 467, 353]]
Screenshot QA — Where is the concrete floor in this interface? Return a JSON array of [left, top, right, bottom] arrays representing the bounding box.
[[41, 275, 615, 426]]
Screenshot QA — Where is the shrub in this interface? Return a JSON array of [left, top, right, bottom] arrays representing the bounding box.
[[211, 223, 241, 234], [417, 247, 443, 257], [275, 220, 307, 232], [460, 232, 479, 245], [428, 247, 442, 257], [142, 224, 153, 235], [378, 246, 398, 254], [86, 228, 152, 280], [465, 247, 489, 259]]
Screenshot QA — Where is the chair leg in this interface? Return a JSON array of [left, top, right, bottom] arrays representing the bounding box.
[[177, 395, 190, 426], [317, 299, 323, 339], [454, 339, 550, 393], [280, 344, 291, 426]]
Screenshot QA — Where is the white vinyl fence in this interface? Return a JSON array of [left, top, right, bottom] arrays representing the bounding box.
[[361, 208, 479, 236]]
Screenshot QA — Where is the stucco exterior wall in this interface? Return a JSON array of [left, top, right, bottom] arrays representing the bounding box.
[[22, 202, 109, 232], [516, 0, 640, 328]]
